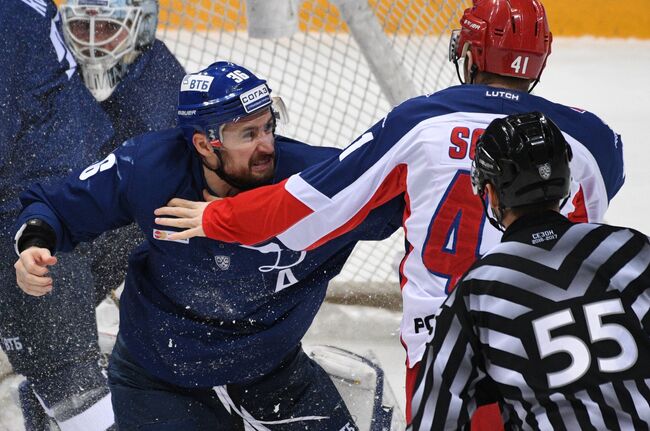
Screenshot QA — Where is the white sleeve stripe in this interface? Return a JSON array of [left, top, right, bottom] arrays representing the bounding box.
[[278, 148, 406, 250], [411, 346, 434, 415], [339, 132, 374, 161], [447, 343, 477, 424], [284, 175, 331, 211]]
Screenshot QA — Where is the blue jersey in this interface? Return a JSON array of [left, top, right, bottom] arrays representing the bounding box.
[[98, 39, 185, 157], [0, 0, 113, 224], [16, 131, 404, 387]]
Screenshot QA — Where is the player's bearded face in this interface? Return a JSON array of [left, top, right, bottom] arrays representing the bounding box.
[[218, 110, 276, 189]]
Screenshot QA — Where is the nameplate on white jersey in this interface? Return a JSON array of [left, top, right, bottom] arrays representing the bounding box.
[[152, 229, 189, 244], [180, 75, 214, 92]]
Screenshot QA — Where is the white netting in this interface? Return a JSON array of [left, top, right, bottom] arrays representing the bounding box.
[[158, 0, 467, 300]]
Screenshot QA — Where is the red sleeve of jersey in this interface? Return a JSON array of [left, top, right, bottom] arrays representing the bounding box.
[[202, 179, 313, 245], [305, 164, 407, 250]]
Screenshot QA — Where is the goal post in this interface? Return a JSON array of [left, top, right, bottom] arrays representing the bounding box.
[[158, 0, 467, 307]]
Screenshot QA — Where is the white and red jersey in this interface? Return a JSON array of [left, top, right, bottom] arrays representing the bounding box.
[[203, 84, 625, 370]]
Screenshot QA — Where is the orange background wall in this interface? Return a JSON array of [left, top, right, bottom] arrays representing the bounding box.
[[56, 0, 650, 39], [542, 0, 649, 38]]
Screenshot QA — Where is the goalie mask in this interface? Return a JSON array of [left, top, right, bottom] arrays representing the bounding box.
[[60, 0, 158, 101], [177, 61, 288, 150]]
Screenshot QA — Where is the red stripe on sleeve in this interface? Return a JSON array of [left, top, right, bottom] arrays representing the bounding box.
[[203, 179, 313, 245], [305, 164, 407, 250]]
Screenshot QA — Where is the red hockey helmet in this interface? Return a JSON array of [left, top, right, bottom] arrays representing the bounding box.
[[449, 0, 552, 81]]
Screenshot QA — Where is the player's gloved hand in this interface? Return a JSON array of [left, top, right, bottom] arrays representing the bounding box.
[[154, 189, 218, 241], [15, 247, 57, 296]]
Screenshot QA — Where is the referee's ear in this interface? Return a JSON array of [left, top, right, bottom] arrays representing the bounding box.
[[485, 183, 500, 211]]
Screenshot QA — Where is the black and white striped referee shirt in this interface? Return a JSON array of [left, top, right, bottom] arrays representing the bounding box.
[[410, 211, 650, 430]]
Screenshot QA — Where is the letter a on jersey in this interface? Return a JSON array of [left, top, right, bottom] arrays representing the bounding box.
[[275, 268, 298, 292]]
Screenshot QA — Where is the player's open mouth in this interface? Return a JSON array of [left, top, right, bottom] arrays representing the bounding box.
[[251, 156, 273, 173]]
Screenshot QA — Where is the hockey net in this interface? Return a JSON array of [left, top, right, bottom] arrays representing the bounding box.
[[158, 0, 467, 307]]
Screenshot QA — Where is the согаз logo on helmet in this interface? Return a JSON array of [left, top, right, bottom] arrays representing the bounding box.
[[240, 85, 270, 113]]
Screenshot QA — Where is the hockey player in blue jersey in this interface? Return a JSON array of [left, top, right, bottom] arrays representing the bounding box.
[[13, 61, 403, 430], [0, 0, 184, 429]]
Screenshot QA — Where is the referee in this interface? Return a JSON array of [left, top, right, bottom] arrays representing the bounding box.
[[410, 112, 650, 430]]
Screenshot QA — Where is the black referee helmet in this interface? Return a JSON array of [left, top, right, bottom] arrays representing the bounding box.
[[471, 111, 573, 210]]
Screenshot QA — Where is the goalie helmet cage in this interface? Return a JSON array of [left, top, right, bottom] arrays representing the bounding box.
[[158, 0, 466, 305]]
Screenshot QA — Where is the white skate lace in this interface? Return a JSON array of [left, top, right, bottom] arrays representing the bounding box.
[[213, 385, 329, 431]]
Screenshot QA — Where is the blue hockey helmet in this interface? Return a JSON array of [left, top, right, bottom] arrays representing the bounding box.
[[177, 62, 286, 149]]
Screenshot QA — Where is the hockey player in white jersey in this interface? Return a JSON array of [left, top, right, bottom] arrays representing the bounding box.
[[153, 0, 625, 427]]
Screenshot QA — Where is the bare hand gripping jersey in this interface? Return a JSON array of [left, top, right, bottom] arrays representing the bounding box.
[[202, 85, 625, 372]]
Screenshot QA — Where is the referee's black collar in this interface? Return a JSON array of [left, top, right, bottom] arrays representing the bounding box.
[[502, 210, 570, 242]]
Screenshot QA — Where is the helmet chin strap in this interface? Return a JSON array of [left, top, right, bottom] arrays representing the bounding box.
[[479, 191, 506, 232], [453, 58, 464, 85], [527, 77, 541, 94], [453, 53, 479, 86]]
